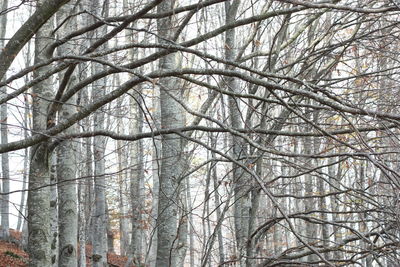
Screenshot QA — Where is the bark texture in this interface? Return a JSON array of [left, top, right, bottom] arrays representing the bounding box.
[[27, 0, 55, 265], [156, 0, 185, 266], [56, 3, 79, 266], [91, 0, 109, 265], [0, 0, 9, 241]]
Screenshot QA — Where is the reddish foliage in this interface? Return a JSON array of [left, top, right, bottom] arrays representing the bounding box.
[[0, 241, 28, 267], [0, 230, 134, 267], [85, 244, 134, 267]]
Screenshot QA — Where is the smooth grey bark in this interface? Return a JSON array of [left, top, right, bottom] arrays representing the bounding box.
[[85, 136, 94, 245], [81, 88, 94, 247], [0, 0, 9, 241], [88, 0, 109, 266], [92, 78, 108, 267], [116, 87, 129, 256], [78, 175, 87, 267], [303, 107, 317, 263], [77, 62, 92, 267], [27, 0, 55, 265], [49, 154, 58, 267], [148, 85, 161, 267], [156, 0, 185, 266], [117, 146, 129, 256], [224, 2, 251, 266], [77, 62, 88, 267], [129, 89, 145, 264], [315, 111, 329, 259], [124, 3, 145, 260], [0, 96, 9, 241], [56, 3, 79, 266], [91, 72, 108, 263]]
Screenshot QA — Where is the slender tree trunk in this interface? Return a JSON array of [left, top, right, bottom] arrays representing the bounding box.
[[156, 1, 185, 266], [0, 73, 10, 241], [148, 84, 161, 267], [224, 2, 252, 266], [27, 0, 55, 264], [78, 179, 87, 267], [212, 150, 225, 265], [56, 4, 79, 266], [121, 1, 146, 261], [57, 95, 78, 267], [77, 61, 88, 267], [129, 94, 145, 264], [83, 111, 94, 247], [92, 77, 108, 267], [90, 1, 109, 266], [303, 108, 317, 263], [116, 87, 129, 256], [92, 89, 108, 267], [49, 155, 58, 267], [0, 0, 9, 241]]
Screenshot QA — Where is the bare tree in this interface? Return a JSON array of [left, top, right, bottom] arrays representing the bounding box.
[[27, 0, 55, 265], [0, 0, 9, 241], [1, 1, 400, 267]]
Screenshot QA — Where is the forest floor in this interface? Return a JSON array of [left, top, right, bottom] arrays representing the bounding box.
[[0, 229, 132, 267]]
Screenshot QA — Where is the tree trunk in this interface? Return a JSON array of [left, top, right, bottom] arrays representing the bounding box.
[[116, 86, 129, 256], [90, 1, 109, 266], [49, 155, 58, 267], [156, 1, 185, 266], [224, 2, 251, 266], [0, 0, 9, 241], [92, 91, 108, 267], [148, 84, 161, 267], [92, 78, 108, 267], [129, 91, 145, 264], [56, 95, 78, 267], [78, 179, 87, 267], [56, 4, 79, 266], [77, 61, 88, 267], [27, 0, 55, 264]]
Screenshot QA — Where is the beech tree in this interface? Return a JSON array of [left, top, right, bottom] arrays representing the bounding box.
[[0, 0, 9, 241], [1, 0, 400, 266]]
